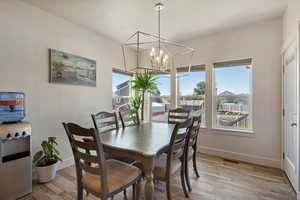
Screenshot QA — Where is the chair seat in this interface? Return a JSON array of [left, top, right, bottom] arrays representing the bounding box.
[[154, 154, 182, 178], [81, 159, 141, 193]]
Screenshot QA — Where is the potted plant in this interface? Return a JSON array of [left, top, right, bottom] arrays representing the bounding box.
[[33, 137, 62, 183], [130, 71, 158, 120]]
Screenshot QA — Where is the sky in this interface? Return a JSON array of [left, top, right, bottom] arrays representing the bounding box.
[[154, 74, 171, 96], [178, 71, 205, 96], [215, 66, 250, 95], [112, 65, 250, 96]]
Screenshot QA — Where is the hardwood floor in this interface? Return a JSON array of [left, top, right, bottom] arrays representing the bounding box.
[[21, 153, 296, 200]]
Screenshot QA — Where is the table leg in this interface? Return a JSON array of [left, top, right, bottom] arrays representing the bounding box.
[[143, 157, 155, 200]]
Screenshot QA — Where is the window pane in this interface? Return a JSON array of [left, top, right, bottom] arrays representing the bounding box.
[[178, 70, 206, 127], [213, 65, 251, 130], [112, 72, 131, 110], [151, 74, 170, 122]]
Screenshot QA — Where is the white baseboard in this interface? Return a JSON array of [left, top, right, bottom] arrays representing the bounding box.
[[198, 145, 281, 168], [57, 157, 74, 171]]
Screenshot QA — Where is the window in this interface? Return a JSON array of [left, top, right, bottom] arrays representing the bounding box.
[[213, 59, 252, 131], [151, 74, 171, 122], [112, 69, 132, 110], [177, 65, 206, 127]]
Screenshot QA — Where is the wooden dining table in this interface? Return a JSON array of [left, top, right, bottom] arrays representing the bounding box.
[[100, 122, 175, 200]]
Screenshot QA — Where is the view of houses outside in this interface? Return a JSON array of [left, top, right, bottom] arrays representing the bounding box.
[[112, 65, 251, 130], [178, 71, 206, 127], [214, 65, 251, 130], [112, 72, 131, 110]]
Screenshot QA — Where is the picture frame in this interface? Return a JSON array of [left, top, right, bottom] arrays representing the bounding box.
[[49, 49, 96, 87]]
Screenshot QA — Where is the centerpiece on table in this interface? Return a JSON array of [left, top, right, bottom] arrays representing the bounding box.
[[129, 71, 158, 121]]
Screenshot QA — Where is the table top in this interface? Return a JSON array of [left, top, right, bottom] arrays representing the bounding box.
[[100, 122, 175, 157]]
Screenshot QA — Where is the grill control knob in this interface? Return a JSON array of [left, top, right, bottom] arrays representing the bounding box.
[[22, 131, 27, 136], [6, 133, 12, 139], [15, 132, 20, 137]]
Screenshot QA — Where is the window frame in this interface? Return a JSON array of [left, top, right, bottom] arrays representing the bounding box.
[[212, 59, 253, 133]]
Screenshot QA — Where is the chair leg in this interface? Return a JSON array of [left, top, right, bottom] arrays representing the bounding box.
[[192, 150, 200, 178], [185, 159, 192, 192], [133, 184, 136, 200], [136, 178, 141, 200], [123, 189, 127, 200], [166, 180, 172, 200], [180, 163, 189, 198], [77, 185, 83, 200]]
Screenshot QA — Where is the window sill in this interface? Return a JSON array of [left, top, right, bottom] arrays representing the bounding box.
[[211, 128, 254, 137]]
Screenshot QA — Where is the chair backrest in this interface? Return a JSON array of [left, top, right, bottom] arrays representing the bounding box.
[[92, 111, 119, 134], [168, 108, 190, 124], [118, 105, 140, 128], [166, 118, 193, 177], [63, 123, 109, 196]]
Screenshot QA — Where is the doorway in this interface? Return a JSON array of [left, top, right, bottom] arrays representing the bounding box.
[[283, 40, 299, 191]]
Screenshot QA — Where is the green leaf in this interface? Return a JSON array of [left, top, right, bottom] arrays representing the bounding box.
[[130, 71, 158, 94], [33, 150, 43, 164], [128, 95, 142, 111], [34, 137, 62, 165]]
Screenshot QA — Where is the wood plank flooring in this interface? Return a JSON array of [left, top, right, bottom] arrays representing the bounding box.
[[20, 153, 296, 200]]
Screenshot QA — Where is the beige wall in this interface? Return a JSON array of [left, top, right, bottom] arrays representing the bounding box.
[[182, 18, 283, 167], [0, 0, 131, 168]]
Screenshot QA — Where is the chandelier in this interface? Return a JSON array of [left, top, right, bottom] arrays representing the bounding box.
[[122, 2, 195, 74], [150, 3, 168, 70]]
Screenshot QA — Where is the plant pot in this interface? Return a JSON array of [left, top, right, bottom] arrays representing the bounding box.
[[36, 162, 58, 183]]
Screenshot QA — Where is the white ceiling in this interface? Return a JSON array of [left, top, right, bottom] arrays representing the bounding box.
[[21, 0, 287, 42]]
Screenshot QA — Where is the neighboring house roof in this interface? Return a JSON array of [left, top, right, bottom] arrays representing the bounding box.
[[218, 90, 235, 97], [116, 80, 129, 89], [236, 93, 249, 97]]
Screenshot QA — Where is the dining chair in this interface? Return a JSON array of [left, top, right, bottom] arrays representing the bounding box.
[[91, 111, 119, 134], [63, 122, 142, 200], [118, 105, 140, 128], [91, 111, 136, 199], [168, 108, 190, 124], [184, 115, 201, 193], [153, 118, 194, 200], [91, 111, 135, 163]]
